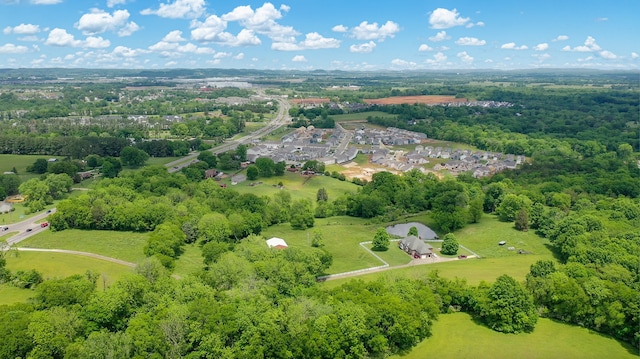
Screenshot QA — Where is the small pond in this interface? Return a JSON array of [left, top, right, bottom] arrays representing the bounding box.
[[386, 222, 439, 240]]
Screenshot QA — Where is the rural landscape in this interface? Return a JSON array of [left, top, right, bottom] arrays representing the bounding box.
[[0, 67, 638, 359], [3, 0, 640, 357]]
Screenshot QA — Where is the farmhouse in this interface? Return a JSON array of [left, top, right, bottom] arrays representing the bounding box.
[[398, 236, 433, 259]]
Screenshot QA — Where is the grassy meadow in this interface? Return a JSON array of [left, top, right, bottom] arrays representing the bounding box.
[[0, 284, 36, 306], [0, 154, 66, 179], [4, 251, 134, 289], [17, 229, 148, 263], [391, 312, 639, 359], [222, 171, 359, 203]]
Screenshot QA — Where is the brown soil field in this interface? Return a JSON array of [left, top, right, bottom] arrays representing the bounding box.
[[363, 95, 467, 105]]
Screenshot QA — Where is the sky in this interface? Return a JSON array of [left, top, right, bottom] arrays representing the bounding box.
[[0, 0, 639, 71]]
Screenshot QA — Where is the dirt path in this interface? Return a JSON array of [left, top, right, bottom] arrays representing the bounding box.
[[15, 248, 136, 267], [319, 255, 476, 281]]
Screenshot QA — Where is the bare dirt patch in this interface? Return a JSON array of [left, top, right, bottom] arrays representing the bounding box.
[[363, 95, 467, 105]]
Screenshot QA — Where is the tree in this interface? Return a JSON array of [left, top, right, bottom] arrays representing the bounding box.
[[372, 227, 390, 251], [311, 230, 324, 248], [197, 212, 231, 243], [120, 146, 149, 167], [478, 274, 538, 333], [496, 194, 531, 222], [255, 157, 275, 177], [441, 233, 459, 255], [101, 157, 122, 178], [408, 226, 419, 237], [515, 208, 529, 231], [246, 165, 259, 180], [468, 196, 484, 223], [202, 241, 231, 265], [316, 187, 328, 202], [31, 158, 49, 174], [290, 199, 314, 230], [197, 151, 217, 168]]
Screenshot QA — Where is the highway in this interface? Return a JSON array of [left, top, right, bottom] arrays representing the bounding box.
[[3, 208, 56, 246], [165, 94, 291, 173]]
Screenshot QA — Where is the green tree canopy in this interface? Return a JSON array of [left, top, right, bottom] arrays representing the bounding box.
[[372, 227, 390, 251]]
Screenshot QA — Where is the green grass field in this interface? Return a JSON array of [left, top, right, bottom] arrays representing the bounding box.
[[332, 111, 395, 122], [17, 229, 148, 263], [145, 156, 181, 166], [0, 154, 65, 179], [261, 217, 387, 274], [0, 284, 35, 306], [4, 251, 134, 290], [392, 312, 639, 359], [223, 171, 359, 203], [174, 243, 205, 277]]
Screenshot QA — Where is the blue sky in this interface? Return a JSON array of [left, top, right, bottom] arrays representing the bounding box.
[[1, 0, 638, 70]]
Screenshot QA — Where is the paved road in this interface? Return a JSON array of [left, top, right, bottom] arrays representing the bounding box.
[[3, 208, 56, 246], [165, 94, 291, 173]]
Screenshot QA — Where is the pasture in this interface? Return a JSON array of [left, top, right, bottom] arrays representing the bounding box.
[[0, 284, 35, 306], [392, 312, 638, 359], [0, 154, 65, 179], [17, 229, 148, 263], [4, 251, 134, 290], [223, 171, 359, 203]]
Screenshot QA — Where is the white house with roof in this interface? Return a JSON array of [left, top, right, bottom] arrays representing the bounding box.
[[266, 237, 288, 249]]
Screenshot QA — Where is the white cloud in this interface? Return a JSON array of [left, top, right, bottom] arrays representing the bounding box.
[[595, 17, 608, 22], [534, 43, 549, 51], [457, 51, 473, 64], [350, 41, 376, 53], [3, 23, 40, 35], [599, 50, 616, 59], [221, 3, 298, 42], [391, 58, 417, 68], [632, 52, 639, 59], [107, 0, 127, 7], [0, 43, 29, 54], [213, 51, 231, 59], [112, 45, 146, 57], [30, 0, 62, 4], [76, 9, 139, 37], [455, 37, 486, 46], [18, 35, 40, 42], [418, 44, 433, 52], [351, 20, 400, 41], [292, 55, 307, 62], [190, 15, 227, 42], [532, 53, 551, 62], [45, 28, 82, 47], [428, 30, 449, 42], [429, 8, 470, 29], [425, 52, 447, 65], [141, 0, 205, 19], [332, 24, 348, 32], [163, 30, 185, 42], [272, 32, 340, 51], [234, 52, 244, 60], [166, 61, 178, 66], [552, 35, 569, 42], [501, 42, 528, 50], [84, 36, 110, 48], [564, 36, 601, 52]]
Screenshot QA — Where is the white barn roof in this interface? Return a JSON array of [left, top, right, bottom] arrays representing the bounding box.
[[266, 237, 288, 249]]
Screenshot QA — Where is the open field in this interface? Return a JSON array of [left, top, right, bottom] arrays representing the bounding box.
[[261, 217, 386, 274], [363, 95, 467, 105], [392, 312, 639, 359], [4, 251, 134, 289], [174, 244, 205, 277], [0, 284, 35, 306], [332, 111, 396, 122], [145, 156, 181, 166], [17, 229, 148, 263], [0, 154, 65, 178], [222, 171, 359, 203]]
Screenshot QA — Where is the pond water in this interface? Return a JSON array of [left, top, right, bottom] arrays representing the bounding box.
[[385, 222, 439, 240]]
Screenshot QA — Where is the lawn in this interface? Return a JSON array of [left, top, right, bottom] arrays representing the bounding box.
[[145, 156, 181, 166], [0, 154, 65, 180], [173, 243, 205, 277], [332, 111, 395, 122], [455, 214, 555, 259], [4, 251, 134, 290], [0, 284, 35, 306], [392, 312, 638, 359], [17, 229, 148, 264], [223, 171, 359, 203], [261, 217, 387, 274]]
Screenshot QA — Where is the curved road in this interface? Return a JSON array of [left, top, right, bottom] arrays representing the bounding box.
[[3, 209, 56, 246], [165, 93, 291, 173]]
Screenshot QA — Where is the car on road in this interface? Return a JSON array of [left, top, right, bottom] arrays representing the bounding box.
[[46, 209, 52, 213], [41, 222, 49, 228], [458, 255, 468, 259], [26, 228, 33, 232], [1, 226, 8, 231]]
